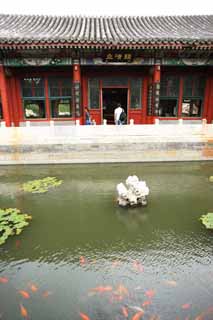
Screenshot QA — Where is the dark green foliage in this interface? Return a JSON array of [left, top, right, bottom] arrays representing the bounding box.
[[0, 208, 32, 245], [22, 177, 62, 193], [200, 213, 213, 229]]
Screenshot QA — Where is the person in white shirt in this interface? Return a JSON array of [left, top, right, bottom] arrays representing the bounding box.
[[114, 104, 123, 125]]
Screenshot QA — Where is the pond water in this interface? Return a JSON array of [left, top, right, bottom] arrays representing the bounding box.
[[0, 162, 213, 320]]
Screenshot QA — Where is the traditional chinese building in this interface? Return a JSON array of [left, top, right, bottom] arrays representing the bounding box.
[[0, 14, 213, 126]]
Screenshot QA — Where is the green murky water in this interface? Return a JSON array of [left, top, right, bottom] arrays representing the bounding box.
[[0, 162, 213, 320]]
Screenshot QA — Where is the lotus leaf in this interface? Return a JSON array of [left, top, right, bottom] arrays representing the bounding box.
[[22, 177, 62, 194], [0, 208, 32, 245], [200, 212, 213, 229], [16, 229, 22, 235]]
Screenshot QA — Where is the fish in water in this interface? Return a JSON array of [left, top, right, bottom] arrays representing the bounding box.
[[42, 291, 53, 298], [15, 240, 21, 248], [0, 277, 8, 283], [109, 293, 123, 303], [121, 306, 129, 317], [19, 290, 30, 299], [142, 300, 152, 307], [129, 306, 145, 313], [133, 261, 144, 273], [145, 290, 155, 299], [80, 256, 86, 266], [181, 303, 191, 309], [164, 280, 177, 287], [79, 312, 90, 320], [19, 304, 28, 318], [115, 284, 129, 296], [90, 286, 112, 293], [29, 283, 38, 292], [194, 306, 213, 320], [131, 310, 144, 320]]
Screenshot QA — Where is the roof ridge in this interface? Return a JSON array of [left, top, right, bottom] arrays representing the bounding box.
[[0, 13, 212, 47], [0, 12, 213, 19]]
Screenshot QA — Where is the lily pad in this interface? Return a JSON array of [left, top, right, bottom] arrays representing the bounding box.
[[0, 208, 32, 245], [22, 177, 62, 194], [209, 176, 213, 182], [200, 212, 213, 229]]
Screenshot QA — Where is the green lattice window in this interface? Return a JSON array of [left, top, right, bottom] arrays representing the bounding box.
[[88, 79, 100, 109], [182, 76, 205, 117], [49, 78, 72, 118], [159, 75, 180, 117], [183, 76, 205, 97], [160, 75, 179, 97], [130, 79, 142, 109], [22, 78, 46, 119]]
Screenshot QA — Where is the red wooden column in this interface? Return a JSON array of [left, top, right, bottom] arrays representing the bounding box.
[[205, 77, 213, 124], [153, 64, 161, 117], [73, 60, 82, 123], [0, 65, 11, 126], [146, 64, 161, 124], [44, 77, 50, 120]]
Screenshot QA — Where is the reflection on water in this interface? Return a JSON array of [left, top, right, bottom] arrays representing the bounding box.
[[0, 162, 213, 320]]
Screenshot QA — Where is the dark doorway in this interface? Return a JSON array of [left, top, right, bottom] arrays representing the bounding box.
[[102, 88, 128, 124]]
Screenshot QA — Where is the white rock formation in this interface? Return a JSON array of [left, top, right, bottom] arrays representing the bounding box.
[[116, 175, 149, 207]]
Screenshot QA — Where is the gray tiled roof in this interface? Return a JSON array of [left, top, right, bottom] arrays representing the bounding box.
[[0, 14, 213, 48]]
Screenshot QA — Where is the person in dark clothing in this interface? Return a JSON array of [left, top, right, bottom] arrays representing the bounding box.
[[119, 108, 127, 124], [85, 107, 92, 125]]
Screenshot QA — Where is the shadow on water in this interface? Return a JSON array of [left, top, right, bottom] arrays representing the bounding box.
[[0, 162, 213, 319]]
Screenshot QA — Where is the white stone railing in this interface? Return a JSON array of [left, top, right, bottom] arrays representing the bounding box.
[[0, 121, 212, 146]]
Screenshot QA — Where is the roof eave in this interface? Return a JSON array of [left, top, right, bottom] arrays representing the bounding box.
[[0, 39, 213, 50]]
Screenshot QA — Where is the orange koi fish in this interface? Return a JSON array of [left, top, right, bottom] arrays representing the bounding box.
[[122, 306, 129, 317], [111, 293, 124, 302], [129, 306, 145, 312], [142, 300, 152, 307], [131, 310, 144, 320], [19, 290, 30, 299], [115, 284, 129, 296], [80, 256, 86, 266], [145, 289, 155, 299], [29, 283, 38, 292], [0, 277, 8, 283], [42, 290, 53, 298], [15, 240, 21, 248], [133, 261, 144, 273], [181, 303, 191, 309], [20, 304, 28, 318], [194, 306, 213, 320], [90, 286, 112, 293], [79, 312, 90, 320]]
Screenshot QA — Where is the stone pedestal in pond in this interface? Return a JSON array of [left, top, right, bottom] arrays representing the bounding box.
[[116, 175, 149, 207]]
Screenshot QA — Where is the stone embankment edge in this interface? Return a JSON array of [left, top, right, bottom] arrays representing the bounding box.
[[0, 124, 213, 164]]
